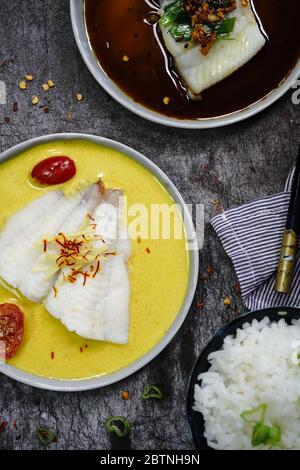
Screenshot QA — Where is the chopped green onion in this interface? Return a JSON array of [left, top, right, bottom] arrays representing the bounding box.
[[104, 416, 131, 438], [252, 422, 270, 447], [216, 34, 235, 41], [160, 1, 183, 28], [241, 404, 283, 449], [169, 23, 193, 42], [208, 17, 236, 36], [36, 427, 57, 445], [142, 385, 163, 400], [266, 424, 282, 446], [240, 403, 267, 424]]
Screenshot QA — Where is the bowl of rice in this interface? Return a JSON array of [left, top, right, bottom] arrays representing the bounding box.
[[187, 307, 300, 450]]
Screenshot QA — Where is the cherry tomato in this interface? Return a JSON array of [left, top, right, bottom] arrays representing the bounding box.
[[0, 304, 24, 360], [31, 156, 76, 185]]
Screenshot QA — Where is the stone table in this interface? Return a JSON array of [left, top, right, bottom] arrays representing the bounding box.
[[0, 0, 299, 451]]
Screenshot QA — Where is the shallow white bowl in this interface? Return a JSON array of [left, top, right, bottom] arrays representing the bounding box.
[[0, 133, 199, 391], [70, 0, 300, 129]]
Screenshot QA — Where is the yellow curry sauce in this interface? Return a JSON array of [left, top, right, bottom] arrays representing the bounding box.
[[0, 141, 189, 379]]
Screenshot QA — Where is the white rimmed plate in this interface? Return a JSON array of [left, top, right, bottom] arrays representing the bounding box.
[[0, 133, 199, 391], [70, 0, 300, 129]]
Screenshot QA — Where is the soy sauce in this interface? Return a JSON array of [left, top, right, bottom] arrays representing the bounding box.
[[85, 0, 300, 120]]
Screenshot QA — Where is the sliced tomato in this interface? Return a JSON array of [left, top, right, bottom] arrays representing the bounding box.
[[0, 304, 24, 360], [31, 156, 76, 185]]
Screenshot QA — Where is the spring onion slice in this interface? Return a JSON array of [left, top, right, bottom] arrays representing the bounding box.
[[142, 385, 163, 400], [240, 403, 267, 424], [104, 416, 131, 438], [36, 427, 57, 445], [169, 23, 193, 42], [160, 1, 183, 27], [208, 17, 236, 35], [251, 422, 270, 447]]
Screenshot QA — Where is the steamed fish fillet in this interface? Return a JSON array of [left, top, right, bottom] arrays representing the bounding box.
[[19, 184, 102, 303], [45, 190, 131, 344], [0, 185, 101, 298], [0, 191, 61, 252], [45, 254, 130, 343], [160, 0, 266, 95]]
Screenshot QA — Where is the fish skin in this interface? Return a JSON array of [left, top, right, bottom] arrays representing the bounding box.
[[19, 184, 102, 303], [160, 0, 266, 95], [45, 190, 132, 344]]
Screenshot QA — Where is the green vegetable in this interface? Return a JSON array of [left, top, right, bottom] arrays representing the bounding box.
[[104, 416, 131, 438], [240, 403, 267, 424], [208, 17, 236, 36], [36, 427, 57, 445], [169, 23, 193, 42], [266, 424, 282, 446], [252, 422, 270, 447], [142, 385, 163, 400], [160, 1, 183, 28], [241, 404, 283, 449]]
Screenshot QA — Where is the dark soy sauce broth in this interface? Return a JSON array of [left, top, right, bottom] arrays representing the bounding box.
[[85, 0, 300, 120]]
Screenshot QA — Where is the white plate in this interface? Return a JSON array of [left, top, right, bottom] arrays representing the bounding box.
[[0, 133, 199, 391], [70, 0, 300, 129]]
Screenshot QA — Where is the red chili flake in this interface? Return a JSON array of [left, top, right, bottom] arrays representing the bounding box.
[[43, 240, 47, 252], [42, 106, 49, 114], [84, 250, 91, 258], [87, 214, 95, 222], [93, 261, 100, 278], [66, 261, 75, 267], [13, 102, 18, 112], [53, 287, 58, 298], [146, 248, 151, 254], [0, 421, 8, 433], [51, 352, 55, 360], [207, 266, 214, 275], [80, 347, 83, 353], [197, 301, 205, 309], [4, 117, 10, 124], [13, 420, 17, 429], [83, 271, 89, 286], [55, 238, 66, 249]]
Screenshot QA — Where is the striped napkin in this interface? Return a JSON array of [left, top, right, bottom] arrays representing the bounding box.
[[211, 171, 300, 310]]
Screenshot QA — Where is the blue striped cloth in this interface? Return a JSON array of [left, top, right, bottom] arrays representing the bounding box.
[[211, 171, 300, 310]]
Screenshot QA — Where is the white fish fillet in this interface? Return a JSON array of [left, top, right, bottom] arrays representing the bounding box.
[[19, 184, 102, 303], [0, 191, 61, 252], [160, 0, 266, 95], [45, 190, 131, 344], [0, 183, 131, 344]]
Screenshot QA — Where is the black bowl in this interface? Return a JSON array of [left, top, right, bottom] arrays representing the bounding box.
[[186, 307, 300, 450]]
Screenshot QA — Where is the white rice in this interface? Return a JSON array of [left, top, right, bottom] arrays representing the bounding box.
[[194, 317, 300, 450]]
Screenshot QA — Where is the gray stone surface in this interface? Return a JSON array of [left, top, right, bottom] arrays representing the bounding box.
[[0, 0, 299, 451]]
